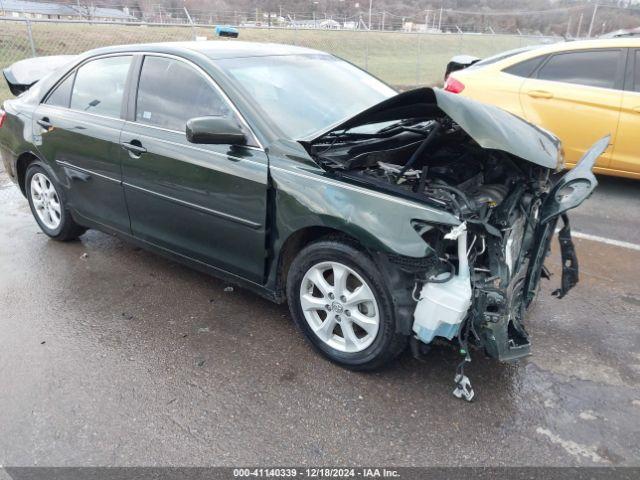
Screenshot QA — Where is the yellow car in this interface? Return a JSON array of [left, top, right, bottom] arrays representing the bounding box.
[[444, 38, 640, 179]]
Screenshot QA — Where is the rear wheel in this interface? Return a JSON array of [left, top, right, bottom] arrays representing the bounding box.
[[287, 239, 407, 370], [25, 163, 86, 241]]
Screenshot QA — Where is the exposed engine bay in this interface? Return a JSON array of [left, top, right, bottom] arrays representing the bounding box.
[[311, 117, 550, 362], [304, 88, 606, 399]]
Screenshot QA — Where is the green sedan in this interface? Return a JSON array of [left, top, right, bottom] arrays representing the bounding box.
[[0, 42, 604, 389]]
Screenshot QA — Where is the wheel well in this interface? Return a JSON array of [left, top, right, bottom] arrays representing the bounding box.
[[275, 226, 362, 302], [16, 152, 39, 196], [274, 226, 417, 336]]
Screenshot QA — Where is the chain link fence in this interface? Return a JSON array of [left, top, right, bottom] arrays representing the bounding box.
[[0, 18, 561, 102]]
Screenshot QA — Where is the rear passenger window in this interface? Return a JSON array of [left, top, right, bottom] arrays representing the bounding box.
[[135, 56, 229, 132], [45, 73, 74, 108], [503, 56, 546, 78], [536, 50, 620, 89], [70, 56, 131, 118]]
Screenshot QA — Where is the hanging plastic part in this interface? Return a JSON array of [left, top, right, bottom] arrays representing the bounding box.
[[453, 315, 474, 402], [412, 222, 471, 343], [453, 371, 474, 402], [552, 214, 579, 299], [453, 348, 474, 402]]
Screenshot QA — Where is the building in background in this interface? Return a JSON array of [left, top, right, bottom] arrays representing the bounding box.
[[0, 0, 135, 22]]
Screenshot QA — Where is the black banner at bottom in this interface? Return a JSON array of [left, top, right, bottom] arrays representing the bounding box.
[[3, 467, 640, 480]]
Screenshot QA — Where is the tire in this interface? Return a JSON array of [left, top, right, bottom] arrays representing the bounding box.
[[25, 162, 86, 241], [287, 239, 407, 371]]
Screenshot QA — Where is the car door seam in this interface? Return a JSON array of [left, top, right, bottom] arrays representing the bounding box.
[[56, 160, 121, 184], [121, 181, 262, 229]]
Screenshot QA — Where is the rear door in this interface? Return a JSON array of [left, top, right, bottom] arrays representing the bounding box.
[[611, 48, 640, 175], [34, 55, 133, 233], [120, 54, 269, 283], [519, 48, 625, 168]]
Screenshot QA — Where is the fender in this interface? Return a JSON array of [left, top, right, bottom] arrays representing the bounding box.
[[269, 162, 459, 258]]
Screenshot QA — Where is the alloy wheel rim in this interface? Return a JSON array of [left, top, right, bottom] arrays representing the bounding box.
[[31, 172, 62, 230], [299, 261, 380, 353]]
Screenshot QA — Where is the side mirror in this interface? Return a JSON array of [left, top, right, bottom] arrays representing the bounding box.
[[186, 116, 246, 145]]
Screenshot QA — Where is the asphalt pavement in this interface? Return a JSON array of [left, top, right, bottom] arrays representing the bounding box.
[[0, 166, 639, 467]]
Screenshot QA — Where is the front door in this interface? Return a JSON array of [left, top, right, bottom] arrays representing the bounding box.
[[120, 55, 268, 283], [611, 48, 640, 176], [34, 55, 133, 234], [519, 48, 625, 168]]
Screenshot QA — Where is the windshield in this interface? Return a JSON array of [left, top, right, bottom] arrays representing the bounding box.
[[217, 54, 396, 138]]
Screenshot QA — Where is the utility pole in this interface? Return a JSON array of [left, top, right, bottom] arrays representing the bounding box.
[[576, 13, 584, 38], [425, 10, 430, 33], [587, 3, 599, 38], [565, 16, 572, 38], [381, 10, 385, 31], [438, 7, 443, 31], [368, 0, 373, 30]]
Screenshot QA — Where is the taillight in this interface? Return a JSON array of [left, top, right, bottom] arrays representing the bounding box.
[[444, 77, 465, 94], [0, 110, 6, 128]]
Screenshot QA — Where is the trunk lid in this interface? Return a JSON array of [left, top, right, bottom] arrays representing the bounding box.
[[3, 55, 76, 96]]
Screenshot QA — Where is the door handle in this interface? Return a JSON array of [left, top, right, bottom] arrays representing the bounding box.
[[121, 141, 147, 156], [527, 90, 554, 99], [632, 106, 640, 114], [37, 117, 53, 130]]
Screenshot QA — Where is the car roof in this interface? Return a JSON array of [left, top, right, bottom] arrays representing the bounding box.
[[514, 37, 640, 58], [465, 37, 640, 72], [82, 41, 327, 60], [539, 37, 640, 51]]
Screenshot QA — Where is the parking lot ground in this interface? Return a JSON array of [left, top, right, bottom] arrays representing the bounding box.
[[0, 170, 639, 467]]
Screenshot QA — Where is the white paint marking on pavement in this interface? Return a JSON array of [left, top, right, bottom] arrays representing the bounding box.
[[559, 230, 640, 252], [536, 427, 607, 464]]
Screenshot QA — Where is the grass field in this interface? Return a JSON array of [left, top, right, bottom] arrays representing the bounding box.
[[0, 21, 552, 102]]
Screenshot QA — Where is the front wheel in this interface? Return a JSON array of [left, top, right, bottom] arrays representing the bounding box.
[[25, 162, 86, 241], [286, 239, 407, 370]]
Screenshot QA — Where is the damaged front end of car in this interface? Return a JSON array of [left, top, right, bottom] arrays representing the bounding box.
[[302, 88, 607, 377]]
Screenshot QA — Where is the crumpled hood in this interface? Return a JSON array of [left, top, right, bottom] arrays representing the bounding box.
[[305, 87, 562, 170]]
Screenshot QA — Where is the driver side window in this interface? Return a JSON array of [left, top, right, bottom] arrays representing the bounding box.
[[135, 56, 230, 132]]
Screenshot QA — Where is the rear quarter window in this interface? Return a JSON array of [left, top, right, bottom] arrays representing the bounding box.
[[502, 56, 546, 78], [44, 73, 75, 108]]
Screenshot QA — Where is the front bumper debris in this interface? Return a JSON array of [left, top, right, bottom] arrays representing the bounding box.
[[412, 214, 581, 364], [552, 214, 579, 299]]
